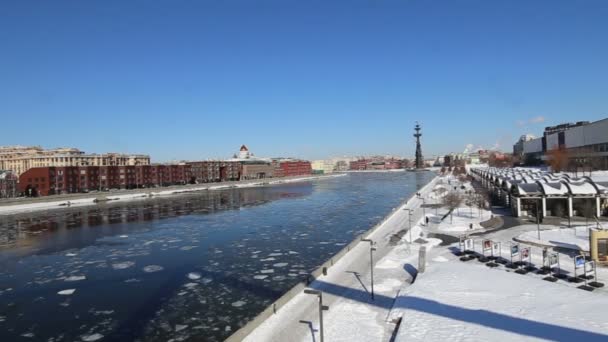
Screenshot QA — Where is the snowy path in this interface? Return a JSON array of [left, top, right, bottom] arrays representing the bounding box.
[[392, 255, 608, 341], [242, 174, 608, 342], [242, 177, 439, 342]]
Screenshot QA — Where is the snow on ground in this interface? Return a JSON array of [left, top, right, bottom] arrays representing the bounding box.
[[427, 206, 491, 233], [391, 259, 608, 342], [516, 225, 591, 252], [241, 174, 608, 342], [241, 176, 441, 342]]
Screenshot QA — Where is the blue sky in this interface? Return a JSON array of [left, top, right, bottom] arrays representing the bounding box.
[[1, 0, 607, 162]]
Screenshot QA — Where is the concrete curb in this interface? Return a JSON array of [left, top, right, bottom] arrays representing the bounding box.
[[225, 174, 439, 342]]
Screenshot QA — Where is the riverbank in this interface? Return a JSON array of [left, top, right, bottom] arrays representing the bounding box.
[[0, 173, 345, 215], [239, 173, 608, 342], [228, 174, 439, 341]]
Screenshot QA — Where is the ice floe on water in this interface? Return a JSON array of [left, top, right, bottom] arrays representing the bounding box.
[[81, 333, 104, 341], [0, 172, 434, 342], [143, 265, 164, 273], [187, 272, 202, 280], [57, 289, 76, 295], [64, 275, 86, 282], [231, 300, 246, 307], [111, 261, 135, 270]]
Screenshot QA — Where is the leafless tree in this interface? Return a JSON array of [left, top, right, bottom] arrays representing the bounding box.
[[443, 191, 463, 223], [477, 188, 491, 218], [547, 146, 570, 172]]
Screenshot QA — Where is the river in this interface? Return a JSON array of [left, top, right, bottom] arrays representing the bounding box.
[[0, 171, 434, 341]]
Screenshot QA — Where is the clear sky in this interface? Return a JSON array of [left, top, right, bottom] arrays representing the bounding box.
[[1, 0, 607, 162]]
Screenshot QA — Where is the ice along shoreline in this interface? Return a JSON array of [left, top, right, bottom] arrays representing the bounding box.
[[0, 173, 346, 215]]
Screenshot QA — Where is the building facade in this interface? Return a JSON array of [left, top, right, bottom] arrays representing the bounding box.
[[0, 170, 18, 198], [187, 161, 240, 183], [19, 164, 191, 196], [311, 160, 337, 174], [272, 159, 312, 177], [349, 157, 405, 170], [0, 146, 150, 177], [519, 118, 608, 170]]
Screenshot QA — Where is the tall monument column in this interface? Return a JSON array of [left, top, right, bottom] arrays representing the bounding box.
[[414, 122, 424, 169]]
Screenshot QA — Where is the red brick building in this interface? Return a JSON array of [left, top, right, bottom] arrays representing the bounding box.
[[19, 164, 192, 196], [349, 159, 370, 170], [349, 157, 404, 170], [272, 159, 312, 177], [186, 161, 240, 183]]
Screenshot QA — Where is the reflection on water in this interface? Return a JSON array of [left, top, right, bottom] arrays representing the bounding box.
[[0, 172, 434, 341], [0, 185, 311, 259]]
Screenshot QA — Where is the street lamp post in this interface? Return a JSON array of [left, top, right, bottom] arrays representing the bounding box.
[[404, 208, 414, 243], [304, 289, 329, 342], [361, 238, 377, 300]]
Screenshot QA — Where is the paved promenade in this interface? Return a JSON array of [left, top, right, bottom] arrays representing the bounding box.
[[240, 176, 439, 341]]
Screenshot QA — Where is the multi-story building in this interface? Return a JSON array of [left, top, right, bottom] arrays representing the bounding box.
[[239, 161, 274, 180], [187, 161, 240, 183], [272, 159, 312, 177], [226, 145, 275, 180], [0, 145, 150, 177], [0, 170, 18, 198], [19, 164, 191, 196], [349, 159, 370, 170], [513, 134, 536, 162], [349, 157, 405, 170], [520, 118, 608, 169], [311, 160, 336, 174]]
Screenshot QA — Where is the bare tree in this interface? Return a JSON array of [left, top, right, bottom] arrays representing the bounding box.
[[443, 192, 463, 223], [547, 146, 570, 172], [471, 188, 490, 219]]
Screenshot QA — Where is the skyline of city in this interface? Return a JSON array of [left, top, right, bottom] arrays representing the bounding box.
[[2, 1, 607, 161]]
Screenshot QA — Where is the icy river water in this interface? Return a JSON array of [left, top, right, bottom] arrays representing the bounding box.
[[0, 171, 434, 341]]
